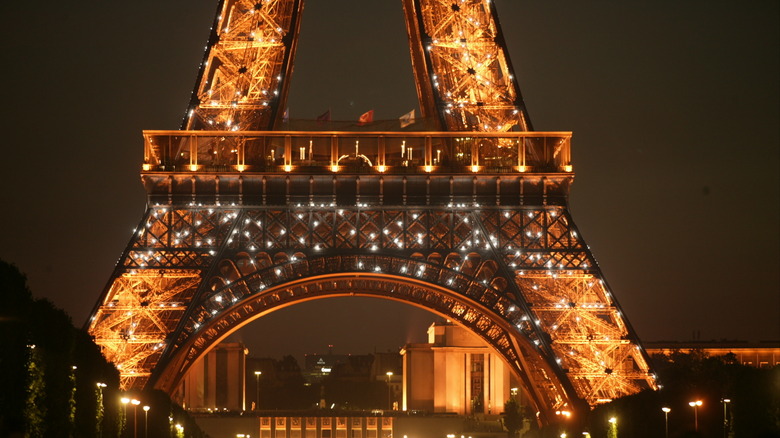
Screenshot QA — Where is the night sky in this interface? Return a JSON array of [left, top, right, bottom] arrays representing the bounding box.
[[0, 1, 777, 362]]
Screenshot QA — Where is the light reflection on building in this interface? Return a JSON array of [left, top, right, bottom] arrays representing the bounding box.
[[401, 321, 523, 416], [177, 342, 247, 412]]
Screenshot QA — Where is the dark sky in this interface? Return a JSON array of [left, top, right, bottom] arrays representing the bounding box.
[[1, 1, 777, 362]]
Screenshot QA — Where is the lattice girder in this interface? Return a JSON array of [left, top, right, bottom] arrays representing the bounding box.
[[184, 0, 303, 131], [86, 0, 659, 421], [515, 273, 651, 404], [404, 0, 531, 131], [89, 196, 655, 410], [88, 270, 201, 389]]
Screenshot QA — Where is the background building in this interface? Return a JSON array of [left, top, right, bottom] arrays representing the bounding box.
[[644, 340, 780, 368], [177, 342, 248, 412], [401, 321, 519, 416]]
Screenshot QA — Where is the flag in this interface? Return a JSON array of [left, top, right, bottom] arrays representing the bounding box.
[[358, 110, 374, 126], [316, 109, 331, 123], [399, 109, 415, 128]]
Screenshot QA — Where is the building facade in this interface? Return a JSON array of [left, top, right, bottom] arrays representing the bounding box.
[[194, 413, 479, 438], [645, 341, 780, 368], [177, 342, 248, 411], [401, 321, 518, 416]]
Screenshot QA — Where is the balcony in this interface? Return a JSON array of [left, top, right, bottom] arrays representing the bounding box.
[[143, 130, 573, 175]]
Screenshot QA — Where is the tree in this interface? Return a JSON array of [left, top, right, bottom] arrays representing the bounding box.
[[0, 259, 121, 437], [502, 398, 523, 438]]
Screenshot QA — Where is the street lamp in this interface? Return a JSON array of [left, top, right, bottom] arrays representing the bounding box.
[[386, 372, 394, 410], [721, 399, 731, 438], [131, 399, 141, 438], [120, 397, 130, 433], [96, 383, 107, 438], [608, 417, 617, 438], [689, 400, 703, 432], [143, 406, 150, 438], [661, 407, 670, 438], [254, 371, 262, 411]]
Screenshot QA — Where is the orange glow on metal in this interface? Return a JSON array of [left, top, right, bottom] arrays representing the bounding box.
[[140, 130, 573, 175], [87, 0, 656, 420], [88, 270, 200, 389], [184, 0, 303, 131], [403, 0, 531, 132]]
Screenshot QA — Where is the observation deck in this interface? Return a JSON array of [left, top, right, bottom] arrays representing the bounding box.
[[142, 130, 573, 207]]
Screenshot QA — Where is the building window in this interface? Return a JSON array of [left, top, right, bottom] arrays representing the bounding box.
[[471, 354, 484, 414]]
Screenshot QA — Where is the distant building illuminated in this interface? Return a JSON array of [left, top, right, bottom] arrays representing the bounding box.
[[401, 321, 521, 416], [177, 342, 247, 412], [644, 341, 780, 368]]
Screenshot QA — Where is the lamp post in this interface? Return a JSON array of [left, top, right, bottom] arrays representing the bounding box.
[[689, 400, 703, 432], [143, 406, 150, 438], [661, 407, 670, 438], [254, 371, 262, 411], [608, 417, 617, 438], [721, 399, 731, 438], [386, 371, 394, 410], [120, 397, 130, 433], [96, 383, 107, 438], [131, 399, 140, 438]]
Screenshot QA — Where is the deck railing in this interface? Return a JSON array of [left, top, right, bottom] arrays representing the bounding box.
[[143, 130, 572, 174]]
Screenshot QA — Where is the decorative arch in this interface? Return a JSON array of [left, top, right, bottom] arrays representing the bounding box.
[[154, 272, 568, 420], [149, 252, 578, 422]]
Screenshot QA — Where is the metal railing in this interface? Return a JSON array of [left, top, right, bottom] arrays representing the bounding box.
[[143, 130, 572, 174]]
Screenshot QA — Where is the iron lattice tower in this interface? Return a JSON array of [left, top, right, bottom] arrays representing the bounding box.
[[87, 0, 656, 421]]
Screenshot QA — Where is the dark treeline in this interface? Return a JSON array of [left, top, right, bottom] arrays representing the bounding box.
[[0, 260, 205, 437], [0, 260, 121, 437], [529, 351, 779, 438]]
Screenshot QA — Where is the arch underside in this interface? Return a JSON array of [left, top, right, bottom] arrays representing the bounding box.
[[87, 205, 656, 419], [157, 271, 565, 418]]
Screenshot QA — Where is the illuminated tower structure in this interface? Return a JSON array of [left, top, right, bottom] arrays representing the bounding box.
[[87, 0, 656, 422]]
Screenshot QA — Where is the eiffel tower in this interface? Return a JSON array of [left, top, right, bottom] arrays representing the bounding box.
[[87, 0, 656, 421]]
